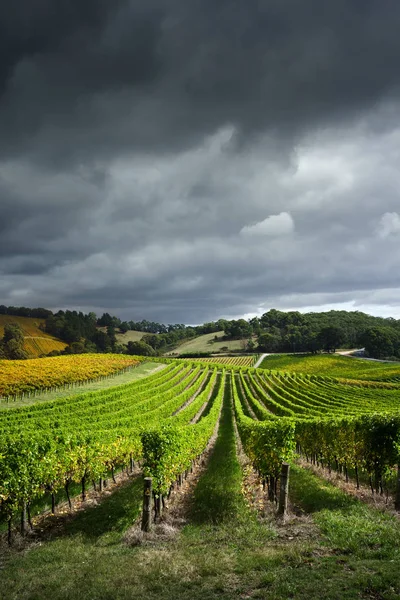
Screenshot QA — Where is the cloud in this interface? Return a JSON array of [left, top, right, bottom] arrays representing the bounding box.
[[2, 1, 400, 166], [2, 2, 400, 322], [240, 212, 294, 237], [376, 212, 400, 239]]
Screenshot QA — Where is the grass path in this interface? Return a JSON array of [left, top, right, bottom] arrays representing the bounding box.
[[0, 361, 165, 411], [189, 375, 252, 524], [290, 464, 400, 559], [287, 464, 400, 598]]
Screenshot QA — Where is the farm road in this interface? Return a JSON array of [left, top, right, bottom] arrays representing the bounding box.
[[337, 349, 398, 363], [253, 353, 269, 368]]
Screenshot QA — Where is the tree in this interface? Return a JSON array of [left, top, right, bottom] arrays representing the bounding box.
[[0, 323, 28, 360], [216, 319, 229, 332], [257, 332, 281, 353], [303, 329, 322, 354], [142, 334, 166, 350], [127, 340, 156, 356], [66, 341, 86, 354], [260, 309, 287, 331], [119, 322, 130, 334], [360, 327, 399, 359], [249, 317, 261, 335], [92, 330, 113, 353], [226, 319, 252, 339], [106, 325, 117, 349], [97, 313, 114, 327], [285, 325, 304, 354], [317, 326, 345, 353], [247, 338, 256, 351]]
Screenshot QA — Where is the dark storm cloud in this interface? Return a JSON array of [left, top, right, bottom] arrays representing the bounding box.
[[2, 1, 400, 162], [0, 1, 159, 94], [2, 1, 400, 322]]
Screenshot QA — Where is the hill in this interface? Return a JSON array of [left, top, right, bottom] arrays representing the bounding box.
[[259, 352, 400, 381], [115, 330, 146, 345], [165, 330, 254, 355], [96, 328, 146, 346], [0, 315, 67, 358]]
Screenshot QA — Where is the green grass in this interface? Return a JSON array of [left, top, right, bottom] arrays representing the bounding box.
[[190, 375, 256, 524], [114, 330, 146, 345], [0, 362, 165, 411], [290, 464, 400, 559], [61, 476, 144, 544], [165, 331, 253, 356], [259, 353, 400, 380]]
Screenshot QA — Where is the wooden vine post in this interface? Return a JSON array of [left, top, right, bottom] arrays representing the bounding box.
[[21, 501, 27, 536], [395, 465, 400, 511], [278, 463, 290, 516], [141, 477, 153, 532]]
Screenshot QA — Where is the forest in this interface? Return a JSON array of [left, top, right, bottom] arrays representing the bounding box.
[[1, 305, 400, 360]]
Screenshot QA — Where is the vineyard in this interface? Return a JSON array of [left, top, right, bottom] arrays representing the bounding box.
[[1, 356, 400, 598], [2, 358, 400, 525], [0, 315, 67, 357], [259, 352, 400, 381], [0, 353, 142, 397], [180, 355, 259, 367]]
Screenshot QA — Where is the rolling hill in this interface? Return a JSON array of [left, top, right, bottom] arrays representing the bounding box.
[[0, 315, 67, 358], [165, 330, 254, 355]]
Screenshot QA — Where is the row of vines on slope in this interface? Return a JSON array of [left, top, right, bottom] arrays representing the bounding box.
[[230, 368, 400, 507], [0, 362, 220, 527], [0, 354, 144, 397], [2, 359, 400, 534]]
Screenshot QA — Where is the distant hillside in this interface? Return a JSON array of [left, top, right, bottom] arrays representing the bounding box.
[[0, 315, 67, 358], [96, 328, 146, 346], [165, 331, 253, 356], [115, 330, 146, 344]]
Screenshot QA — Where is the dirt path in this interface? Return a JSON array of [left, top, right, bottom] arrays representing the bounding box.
[[336, 349, 399, 363], [253, 353, 269, 368]]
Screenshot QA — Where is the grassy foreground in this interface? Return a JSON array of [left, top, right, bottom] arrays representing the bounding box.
[[2, 382, 400, 599]]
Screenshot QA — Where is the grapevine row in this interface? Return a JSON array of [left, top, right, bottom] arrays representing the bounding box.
[[0, 363, 219, 522]]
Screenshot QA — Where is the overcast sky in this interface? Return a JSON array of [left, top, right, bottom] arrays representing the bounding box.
[[2, 1, 400, 324]]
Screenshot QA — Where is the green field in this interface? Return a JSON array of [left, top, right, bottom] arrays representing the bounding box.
[[96, 328, 146, 347], [165, 330, 253, 355], [2, 356, 400, 599], [115, 329, 146, 345], [259, 352, 400, 381]]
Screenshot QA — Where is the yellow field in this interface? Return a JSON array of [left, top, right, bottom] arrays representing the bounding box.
[[0, 315, 67, 357], [0, 353, 141, 397]]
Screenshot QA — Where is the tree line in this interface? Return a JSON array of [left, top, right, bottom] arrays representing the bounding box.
[[1, 305, 400, 360], [249, 309, 400, 359]]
